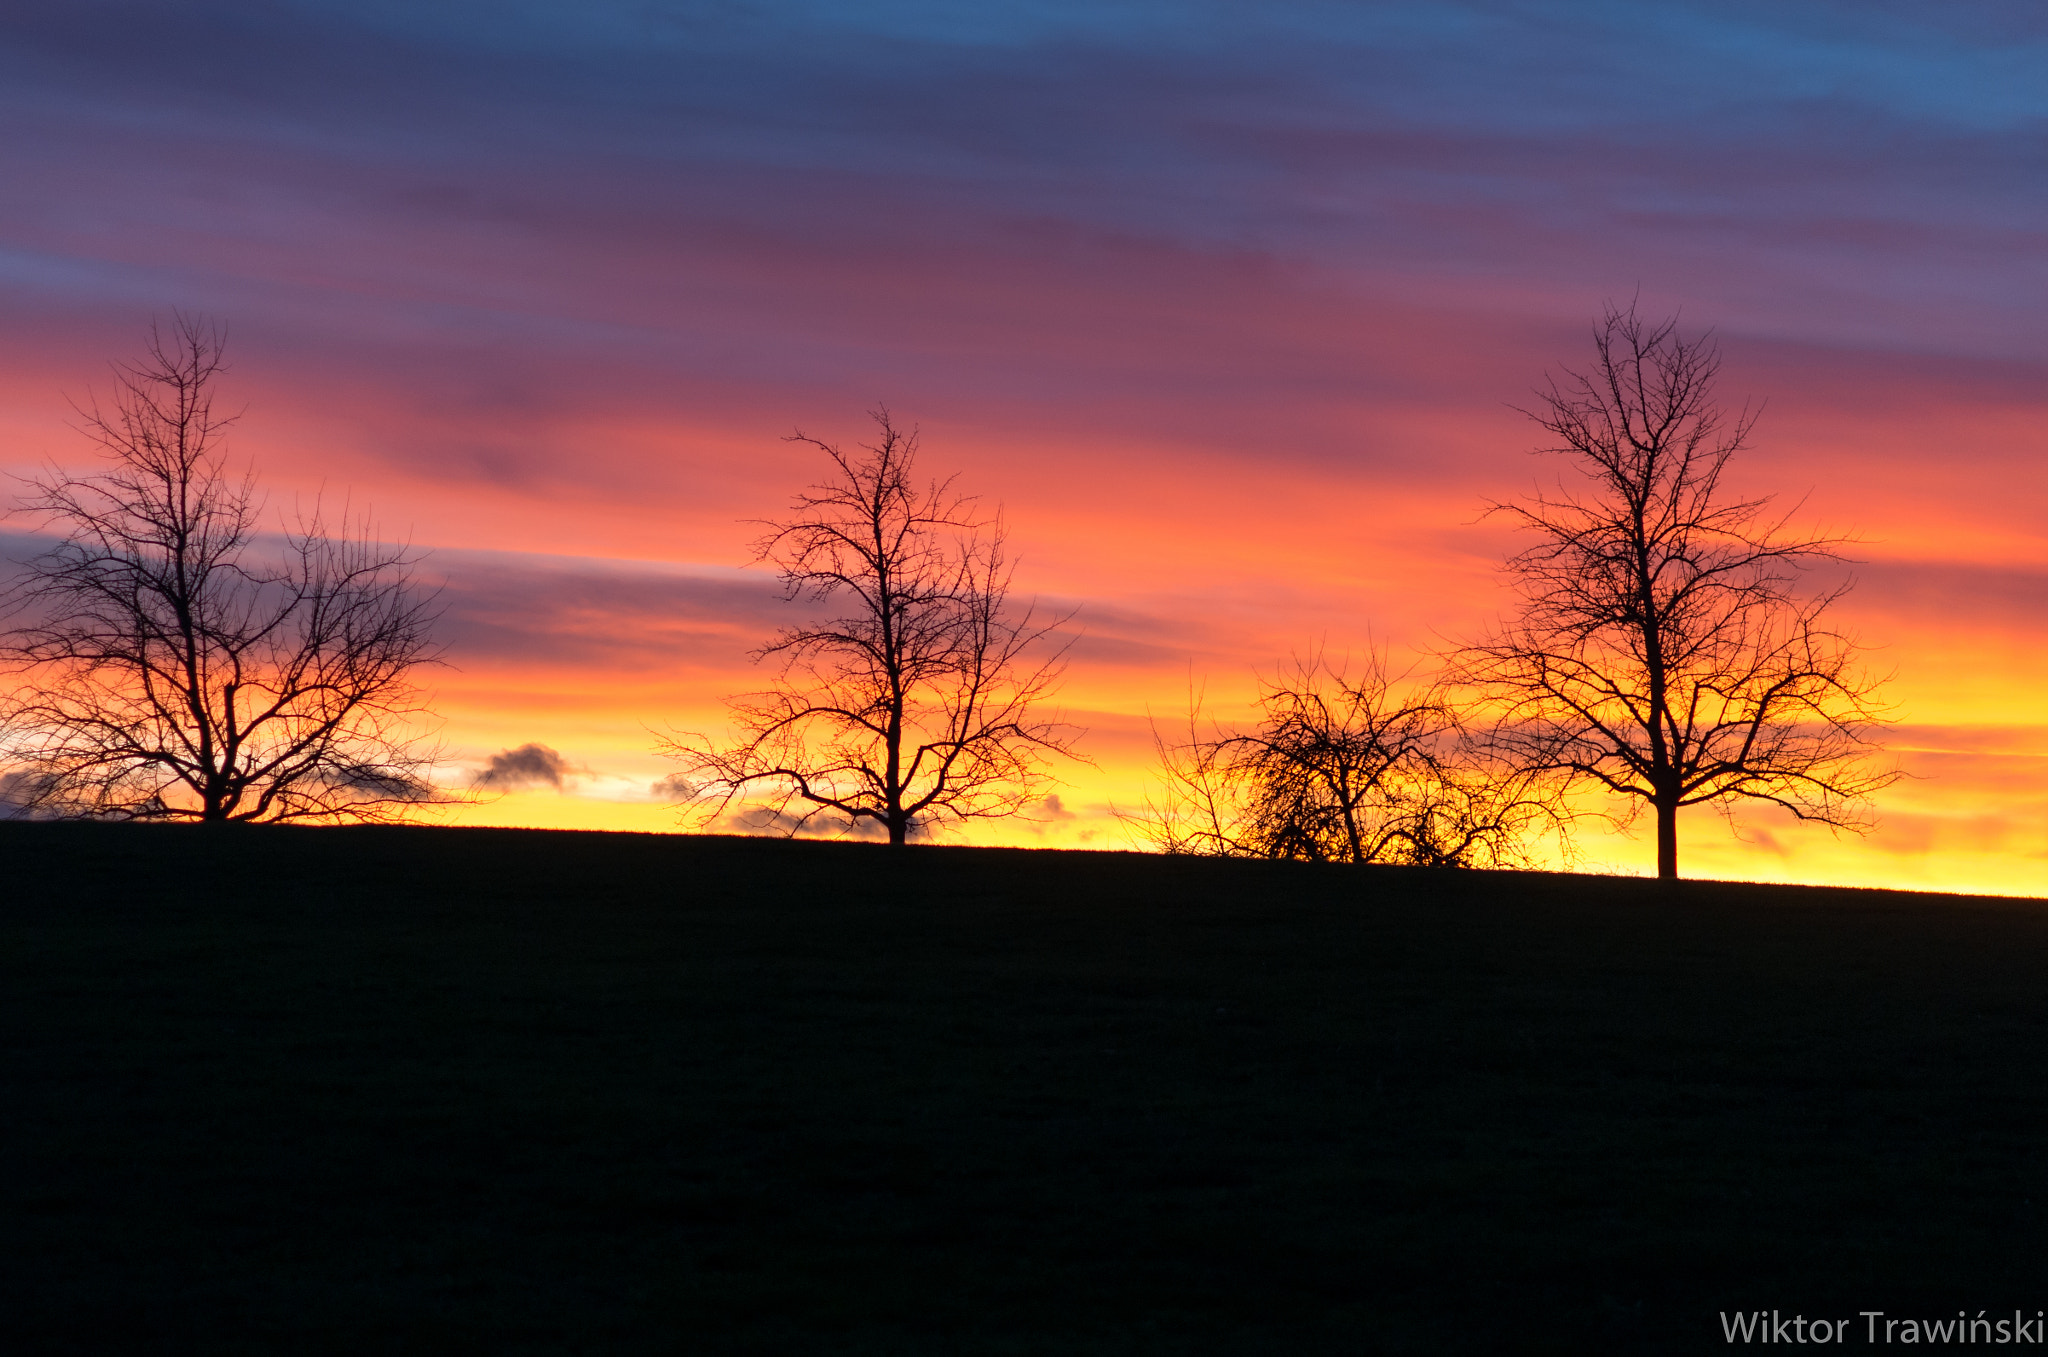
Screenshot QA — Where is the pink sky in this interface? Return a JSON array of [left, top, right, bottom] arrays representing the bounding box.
[[2, 2, 2043, 888]]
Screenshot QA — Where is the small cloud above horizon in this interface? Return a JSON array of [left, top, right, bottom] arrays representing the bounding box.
[[472, 743, 577, 792]]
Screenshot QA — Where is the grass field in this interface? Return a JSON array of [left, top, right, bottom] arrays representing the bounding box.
[[5, 822, 2047, 1353]]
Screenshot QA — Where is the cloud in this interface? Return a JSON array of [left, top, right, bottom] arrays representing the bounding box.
[[1847, 561, 2048, 627], [5, 0, 2048, 891], [471, 742, 575, 791], [428, 551, 808, 673], [0, 769, 68, 821], [645, 775, 907, 841], [9, 0, 2048, 383], [708, 804, 903, 842]]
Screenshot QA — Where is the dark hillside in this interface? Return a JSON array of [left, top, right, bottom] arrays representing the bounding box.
[[4, 823, 2045, 1353]]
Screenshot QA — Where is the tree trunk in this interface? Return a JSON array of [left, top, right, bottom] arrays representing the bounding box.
[[1655, 798, 1678, 881]]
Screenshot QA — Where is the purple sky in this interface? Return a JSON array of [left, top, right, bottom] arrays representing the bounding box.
[[2, 1, 2044, 885]]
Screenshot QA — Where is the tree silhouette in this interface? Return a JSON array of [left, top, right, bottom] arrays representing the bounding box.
[[1453, 303, 1896, 880], [659, 411, 1077, 846], [1, 318, 444, 823], [1130, 654, 1565, 868]]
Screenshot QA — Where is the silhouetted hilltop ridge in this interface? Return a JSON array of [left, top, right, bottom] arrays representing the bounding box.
[[6, 821, 2043, 1354]]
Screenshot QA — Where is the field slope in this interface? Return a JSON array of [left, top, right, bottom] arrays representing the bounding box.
[[5, 823, 2046, 1353]]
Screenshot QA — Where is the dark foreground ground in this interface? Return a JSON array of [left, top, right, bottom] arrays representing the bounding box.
[[5, 823, 2047, 1353]]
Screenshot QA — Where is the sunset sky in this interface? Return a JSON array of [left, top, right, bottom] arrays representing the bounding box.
[[1, 2, 2042, 890]]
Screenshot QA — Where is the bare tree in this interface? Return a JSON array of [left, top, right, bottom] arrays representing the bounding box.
[[1128, 654, 1565, 868], [658, 411, 1078, 846], [1452, 302, 1896, 880], [0, 317, 444, 823]]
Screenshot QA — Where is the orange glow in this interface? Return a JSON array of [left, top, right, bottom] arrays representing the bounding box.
[[2, 280, 2041, 895], [397, 369, 2048, 896], [3, 0, 2043, 897]]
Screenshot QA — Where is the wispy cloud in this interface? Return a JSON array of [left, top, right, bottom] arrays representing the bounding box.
[[2, 2, 2045, 886]]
